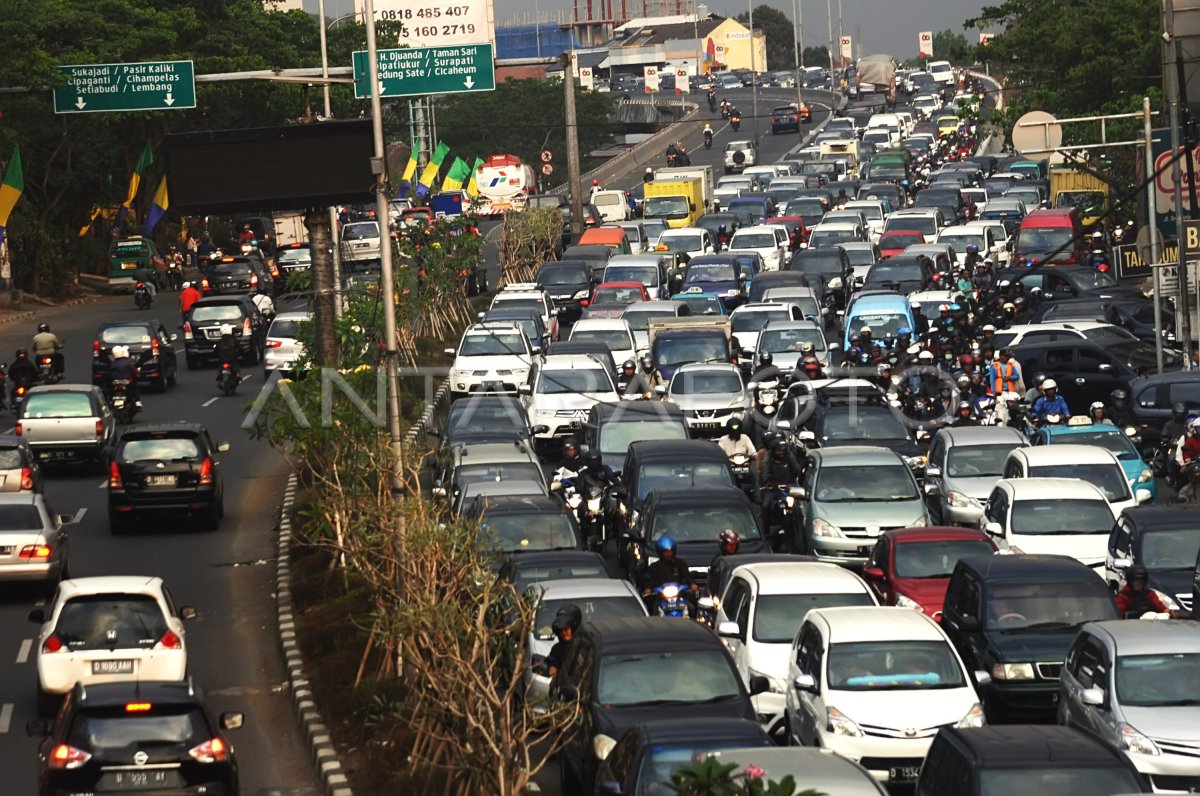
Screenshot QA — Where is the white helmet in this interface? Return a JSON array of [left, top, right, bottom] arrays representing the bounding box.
[[1042, 378, 1057, 390], [182, 281, 191, 289], [112, 345, 128, 359], [220, 324, 234, 336]]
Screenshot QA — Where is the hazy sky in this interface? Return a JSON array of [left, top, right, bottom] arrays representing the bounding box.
[[492, 0, 997, 59]]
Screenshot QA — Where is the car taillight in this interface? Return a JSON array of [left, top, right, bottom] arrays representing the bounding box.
[[270, 264, 280, 278], [92, 339, 100, 359], [42, 634, 64, 653], [19, 545, 51, 559], [95, 420, 104, 437], [20, 467, 33, 491], [183, 321, 193, 337], [250, 273, 259, 288], [201, 278, 210, 291], [265, 339, 282, 348], [14, 422, 21, 436], [189, 737, 227, 764], [242, 318, 251, 336], [109, 461, 123, 489], [150, 337, 159, 355], [158, 630, 182, 650], [198, 458, 213, 486], [49, 743, 92, 769]]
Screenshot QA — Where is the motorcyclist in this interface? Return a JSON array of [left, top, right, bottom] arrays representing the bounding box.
[[1088, 401, 1110, 425], [578, 450, 619, 548], [1177, 417, 1200, 466], [1107, 388, 1136, 428], [1115, 564, 1179, 618], [666, 142, 679, 164], [31, 323, 64, 378], [8, 348, 39, 398], [1162, 402, 1190, 452], [543, 604, 582, 680], [641, 535, 698, 598], [617, 359, 638, 394], [751, 351, 777, 382], [179, 281, 203, 328], [215, 324, 241, 381], [717, 417, 757, 459], [1030, 378, 1069, 423], [951, 400, 978, 426], [626, 354, 665, 398], [108, 345, 142, 408], [798, 356, 825, 381], [703, 122, 714, 147], [252, 290, 276, 322], [643, 167, 654, 184], [553, 437, 583, 486], [707, 529, 741, 593]]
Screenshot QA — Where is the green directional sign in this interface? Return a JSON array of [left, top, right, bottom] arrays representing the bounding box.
[[352, 44, 495, 99], [53, 60, 197, 114]]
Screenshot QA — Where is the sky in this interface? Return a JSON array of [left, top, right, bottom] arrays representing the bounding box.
[[491, 0, 999, 59]]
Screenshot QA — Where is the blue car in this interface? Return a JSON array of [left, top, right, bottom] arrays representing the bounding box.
[[671, 291, 727, 316], [1032, 420, 1158, 503], [681, 255, 746, 310], [841, 291, 917, 351]]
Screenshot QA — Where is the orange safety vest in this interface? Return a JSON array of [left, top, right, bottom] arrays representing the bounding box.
[[992, 360, 1018, 394]]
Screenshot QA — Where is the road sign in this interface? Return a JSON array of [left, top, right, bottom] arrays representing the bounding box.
[[1012, 110, 1062, 156], [53, 60, 196, 114], [675, 67, 689, 94], [376, 0, 495, 49], [540, 150, 553, 163], [540, 163, 553, 176], [840, 36, 852, 60], [352, 44, 495, 99]]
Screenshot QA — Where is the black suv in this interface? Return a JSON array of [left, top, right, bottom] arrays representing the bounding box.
[[201, 254, 275, 297], [107, 422, 228, 533], [1011, 338, 1163, 411], [183, 296, 268, 368], [770, 105, 803, 134], [786, 247, 853, 310], [1107, 505, 1200, 614], [535, 261, 594, 322], [32, 680, 243, 796], [91, 321, 178, 393]]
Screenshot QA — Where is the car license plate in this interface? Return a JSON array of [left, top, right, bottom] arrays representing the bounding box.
[[144, 475, 175, 487], [858, 545, 873, 554], [92, 659, 135, 675], [121, 262, 137, 270], [0, 546, 12, 555], [101, 769, 182, 790], [38, 451, 70, 461], [889, 766, 920, 782]]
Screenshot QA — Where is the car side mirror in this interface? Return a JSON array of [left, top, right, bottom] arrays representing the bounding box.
[[1112, 557, 1133, 570], [863, 565, 885, 580], [594, 733, 618, 761], [775, 420, 792, 430], [179, 606, 198, 620], [748, 674, 771, 696], [973, 669, 992, 686], [477, 312, 486, 320], [28, 608, 45, 624], [654, 385, 667, 395], [1081, 687, 1106, 707], [518, 383, 533, 395], [216, 442, 231, 453], [793, 673, 817, 692], [984, 521, 1002, 537], [443, 348, 456, 357], [26, 719, 51, 737], [798, 430, 815, 442], [924, 465, 941, 479], [1098, 363, 1113, 372], [219, 712, 245, 730], [717, 620, 741, 638], [431, 486, 447, 498], [959, 615, 980, 632], [58, 514, 73, 526]]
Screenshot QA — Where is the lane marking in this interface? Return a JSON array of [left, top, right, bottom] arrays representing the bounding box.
[[16, 639, 31, 664], [74, 508, 87, 524], [0, 703, 11, 734], [97, 480, 108, 489], [202, 397, 219, 408], [34, 598, 45, 607]]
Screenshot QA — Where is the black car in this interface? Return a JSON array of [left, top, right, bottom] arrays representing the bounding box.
[[802, 398, 925, 468], [201, 254, 275, 297], [495, 549, 610, 591], [940, 554, 1118, 722], [862, 254, 934, 293], [562, 244, 614, 283], [594, 718, 772, 795], [1107, 505, 1200, 614], [913, 189, 966, 225], [617, 440, 739, 530], [0, 433, 44, 494], [1011, 338, 1169, 411], [696, 212, 741, 250], [583, 401, 689, 473], [770, 105, 803, 134], [623, 486, 769, 587], [1031, 296, 1176, 347], [993, 265, 1139, 302], [916, 725, 1148, 796], [183, 296, 268, 368], [427, 395, 538, 484], [535, 260, 594, 322], [786, 247, 853, 310], [107, 422, 228, 533], [1129, 372, 1200, 444], [32, 680, 243, 796], [465, 493, 582, 555], [555, 617, 767, 793], [91, 321, 178, 392]]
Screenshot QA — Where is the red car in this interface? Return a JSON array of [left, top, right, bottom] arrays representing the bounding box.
[[878, 229, 925, 258], [580, 281, 648, 318], [862, 527, 998, 620]]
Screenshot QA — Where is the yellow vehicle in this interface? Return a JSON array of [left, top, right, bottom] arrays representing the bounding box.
[[1049, 166, 1110, 230], [643, 178, 704, 229]]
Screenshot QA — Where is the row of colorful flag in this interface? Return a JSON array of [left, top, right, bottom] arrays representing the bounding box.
[[398, 142, 483, 200]]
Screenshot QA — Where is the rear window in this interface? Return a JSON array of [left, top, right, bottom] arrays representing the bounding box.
[[68, 706, 209, 752], [190, 304, 245, 323], [22, 393, 94, 419], [342, 223, 379, 240], [208, 262, 252, 277], [0, 505, 43, 530], [54, 594, 168, 650], [119, 436, 202, 462], [100, 326, 154, 346], [268, 319, 302, 338], [0, 448, 25, 469]]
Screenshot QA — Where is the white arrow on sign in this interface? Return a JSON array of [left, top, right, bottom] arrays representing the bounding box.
[[74, 97, 86, 110], [164, 92, 175, 106], [465, 76, 474, 89]]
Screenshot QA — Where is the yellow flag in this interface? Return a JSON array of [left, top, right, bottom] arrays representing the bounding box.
[[401, 155, 417, 184]]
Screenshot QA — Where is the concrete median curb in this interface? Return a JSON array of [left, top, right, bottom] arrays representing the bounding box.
[[0, 294, 101, 328], [276, 474, 354, 796]]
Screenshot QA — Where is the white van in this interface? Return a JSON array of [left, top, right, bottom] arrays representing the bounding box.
[[866, 113, 903, 146], [928, 60, 954, 85]]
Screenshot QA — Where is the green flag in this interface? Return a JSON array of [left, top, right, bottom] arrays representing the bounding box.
[[123, 140, 154, 208], [430, 141, 450, 166], [466, 157, 485, 197], [441, 157, 472, 192]]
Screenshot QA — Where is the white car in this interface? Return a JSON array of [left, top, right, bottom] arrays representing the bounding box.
[[979, 477, 1116, 567], [729, 225, 787, 272], [717, 562, 878, 740], [264, 311, 311, 374], [928, 59, 955, 85], [654, 227, 713, 261], [1002, 444, 1152, 521], [489, 283, 560, 342], [446, 322, 538, 400], [936, 224, 1000, 268], [807, 222, 867, 248], [990, 321, 1138, 351], [569, 317, 637, 367], [520, 354, 618, 446], [786, 606, 984, 785], [842, 201, 887, 242], [963, 218, 1010, 264], [753, 319, 830, 371], [666, 362, 750, 436], [339, 220, 381, 264], [34, 576, 193, 715], [729, 302, 805, 354], [724, 139, 757, 174], [908, 290, 964, 332]]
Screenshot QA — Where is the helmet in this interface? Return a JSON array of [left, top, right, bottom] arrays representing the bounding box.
[[768, 435, 787, 453], [1002, 302, 1016, 311], [563, 437, 579, 455], [1111, 388, 1128, 405], [640, 354, 654, 371], [938, 304, 951, 313], [1003, 391, 1021, 403], [1172, 402, 1189, 422], [656, 536, 677, 557], [849, 333, 861, 344], [1042, 378, 1057, 390], [800, 342, 815, 355], [958, 401, 973, 413], [15, 347, 27, 359], [552, 604, 583, 636], [896, 327, 912, 338], [220, 324, 234, 336], [759, 351, 774, 368], [1190, 417, 1200, 432], [645, 167, 653, 175], [918, 350, 934, 362], [718, 529, 741, 553], [592, 179, 599, 186], [1090, 401, 1106, 413], [966, 243, 979, 254], [725, 417, 743, 435], [1126, 564, 1149, 582], [1032, 373, 1046, 388], [959, 354, 974, 366], [860, 326, 872, 335], [585, 451, 603, 471], [112, 345, 128, 359], [622, 359, 636, 372], [37, 323, 49, 333], [878, 363, 892, 375], [182, 281, 191, 289]]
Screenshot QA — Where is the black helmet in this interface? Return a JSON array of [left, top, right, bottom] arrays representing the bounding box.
[[725, 417, 743, 435], [563, 437, 579, 455], [768, 435, 786, 453], [585, 451, 603, 471], [552, 604, 583, 636], [1032, 373, 1046, 388], [37, 323, 49, 333], [1173, 402, 1189, 422], [15, 347, 28, 359], [640, 354, 654, 372], [1126, 564, 1149, 582], [759, 352, 773, 369], [622, 359, 636, 372], [1110, 388, 1128, 405]]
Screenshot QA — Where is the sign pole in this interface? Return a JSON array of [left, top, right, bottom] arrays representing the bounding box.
[[1146, 96, 1165, 374], [1168, 1, 1191, 365]]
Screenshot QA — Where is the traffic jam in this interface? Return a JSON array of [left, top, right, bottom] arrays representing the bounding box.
[[433, 63, 1200, 794]]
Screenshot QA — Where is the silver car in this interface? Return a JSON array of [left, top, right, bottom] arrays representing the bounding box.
[[1059, 620, 1200, 791], [0, 492, 72, 587], [339, 221, 382, 264], [264, 311, 311, 375], [665, 363, 750, 437], [924, 426, 1029, 525]]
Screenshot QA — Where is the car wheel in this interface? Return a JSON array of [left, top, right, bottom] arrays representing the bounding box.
[[37, 686, 61, 718], [167, 362, 178, 386], [202, 500, 221, 531], [155, 371, 168, 393]]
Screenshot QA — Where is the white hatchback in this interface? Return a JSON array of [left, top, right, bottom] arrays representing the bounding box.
[[34, 575, 193, 715], [729, 225, 788, 271], [264, 311, 311, 374]]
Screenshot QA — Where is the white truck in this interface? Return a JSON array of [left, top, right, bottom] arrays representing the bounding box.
[[272, 211, 306, 247], [654, 165, 713, 211], [473, 154, 538, 217]]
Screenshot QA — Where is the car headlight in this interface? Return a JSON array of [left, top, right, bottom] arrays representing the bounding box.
[[811, 518, 842, 538], [1137, 468, 1154, 483], [894, 593, 923, 611], [956, 703, 986, 728], [945, 490, 978, 509], [573, 289, 590, 299], [1120, 724, 1161, 756], [904, 455, 927, 469], [906, 516, 927, 528], [725, 289, 739, 297], [991, 662, 1036, 681], [826, 707, 862, 737]]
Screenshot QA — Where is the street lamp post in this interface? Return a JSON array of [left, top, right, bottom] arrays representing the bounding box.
[[749, 0, 759, 146], [316, 0, 343, 319], [825, 0, 833, 75], [791, 0, 803, 106]]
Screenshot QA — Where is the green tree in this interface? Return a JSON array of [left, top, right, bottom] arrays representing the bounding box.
[[931, 29, 971, 63], [736, 5, 798, 71], [802, 46, 830, 69]]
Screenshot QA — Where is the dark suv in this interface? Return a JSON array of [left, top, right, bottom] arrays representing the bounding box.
[[1011, 339, 1160, 410], [201, 255, 275, 297], [770, 105, 803, 134], [183, 296, 267, 368], [107, 422, 228, 533], [91, 321, 178, 393], [32, 680, 243, 796]]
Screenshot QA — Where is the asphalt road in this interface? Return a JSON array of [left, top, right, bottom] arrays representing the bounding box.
[[0, 293, 319, 795]]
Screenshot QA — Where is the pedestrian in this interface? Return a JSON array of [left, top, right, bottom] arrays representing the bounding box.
[[186, 235, 199, 269]]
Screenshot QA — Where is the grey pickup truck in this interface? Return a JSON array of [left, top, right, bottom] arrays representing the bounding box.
[[16, 385, 116, 470]]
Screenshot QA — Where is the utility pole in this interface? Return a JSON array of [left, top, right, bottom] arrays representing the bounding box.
[[316, 0, 343, 319], [1146, 96, 1165, 374], [792, 0, 803, 105], [1166, 0, 1191, 362], [750, 0, 759, 147], [825, 0, 833, 75], [563, 51, 584, 243], [305, 209, 340, 367]]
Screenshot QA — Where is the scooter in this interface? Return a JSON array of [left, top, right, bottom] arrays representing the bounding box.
[[109, 379, 138, 423], [651, 583, 694, 619], [217, 362, 241, 396], [37, 355, 59, 385], [704, 130, 713, 149], [707, 94, 717, 113], [730, 114, 741, 132], [134, 282, 153, 310]]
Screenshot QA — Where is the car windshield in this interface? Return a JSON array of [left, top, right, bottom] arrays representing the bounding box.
[[888, 217, 936, 236], [841, 248, 878, 268], [446, 402, 527, 439], [791, 255, 842, 276], [1116, 653, 1200, 707], [894, 539, 996, 579], [650, 503, 760, 543], [1009, 498, 1115, 535], [0, 505, 43, 530], [593, 286, 644, 305], [979, 767, 1142, 795], [605, 266, 658, 286], [1027, 463, 1131, 501], [481, 512, 577, 552], [190, 304, 245, 323], [1019, 228, 1074, 259], [597, 649, 742, 706], [485, 316, 538, 342], [814, 463, 918, 502], [655, 336, 727, 367], [538, 266, 589, 286], [938, 233, 984, 251], [758, 327, 825, 354], [635, 740, 772, 796], [535, 595, 642, 632], [459, 333, 527, 357], [119, 437, 201, 462], [753, 592, 874, 643], [732, 310, 788, 333], [1055, 191, 1106, 214], [645, 197, 691, 220], [571, 329, 633, 351], [68, 706, 209, 752], [867, 263, 924, 284], [946, 444, 1023, 477], [985, 580, 1116, 630], [818, 408, 910, 442], [827, 640, 966, 690], [537, 369, 612, 394], [100, 326, 154, 346], [732, 233, 776, 249], [0, 448, 24, 469], [599, 419, 688, 457], [1052, 430, 1139, 461], [277, 249, 311, 267], [342, 223, 379, 240], [512, 561, 608, 592], [208, 262, 251, 277], [685, 263, 737, 282], [658, 235, 703, 253], [22, 393, 93, 419], [677, 295, 724, 315], [491, 297, 543, 316], [1080, 326, 1136, 343], [636, 462, 733, 501], [670, 370, 743, 395], [54, 594, 169, 650], [623, 309, 677, 332], [1140, 529, 1200, 570], [268, 318, 304, 339], [455, 463, 542, 489]]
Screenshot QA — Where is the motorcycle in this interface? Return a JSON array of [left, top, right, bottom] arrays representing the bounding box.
[[11, 381, 30, 415], [765, 484, 801, 552], [721, 103, 731, 119], [707, 94, 717, 113], [217, 362, 241, 396], [560, 478, 609, 552], [704, 130, 713, 149], [109, 379, 138, 423], [730, 114, 741, 132], [133, 281, 153, 310], [728, 453, 755, 499], [652, 583, 694, 619], [37, 355, 59, 385]]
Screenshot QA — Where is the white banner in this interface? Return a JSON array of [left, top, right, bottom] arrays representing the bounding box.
[[644, 65, 659, 92], [919, 31, 934, 57], [579, 66, 593, 90], [675, 66, 689, 93], [839, 36, 852, 60], [380, 0, 496, 49], [979, 33, 994, 46]]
